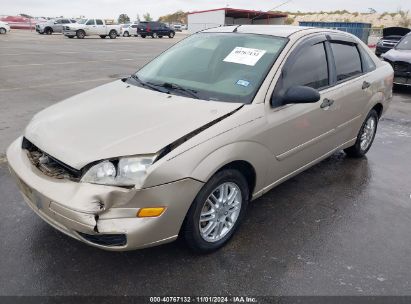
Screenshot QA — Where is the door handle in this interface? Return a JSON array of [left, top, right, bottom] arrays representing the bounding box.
[[362, 81, 371, 90], [320, 98, 334, 109]]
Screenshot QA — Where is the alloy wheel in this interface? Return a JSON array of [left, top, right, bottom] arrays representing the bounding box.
[[199, 182, 242, 242]]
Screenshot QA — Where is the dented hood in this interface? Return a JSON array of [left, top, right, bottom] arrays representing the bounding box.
[[383, 48, 411, 63], [25, 80, 242, 169]]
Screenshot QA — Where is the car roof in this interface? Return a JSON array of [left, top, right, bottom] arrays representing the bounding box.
[[201, 25, 317, 38]]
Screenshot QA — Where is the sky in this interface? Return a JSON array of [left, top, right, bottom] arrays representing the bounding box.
[[1, 0, 411, 20]]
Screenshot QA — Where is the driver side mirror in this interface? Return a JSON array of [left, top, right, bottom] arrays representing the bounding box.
[[281, 85, 321, 105]]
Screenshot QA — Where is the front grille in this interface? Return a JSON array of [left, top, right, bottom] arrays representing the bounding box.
[[77, 232, 127, 247], [393, 62, 410, 73], [22, 137, 82, 181]]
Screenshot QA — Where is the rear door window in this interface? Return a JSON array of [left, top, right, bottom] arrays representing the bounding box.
[[331, 43, 362, 81], [96, 19, 103, 25]]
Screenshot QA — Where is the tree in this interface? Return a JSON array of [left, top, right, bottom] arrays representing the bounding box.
[[143, 13, 153, 21], [118, 14, 130, 24]]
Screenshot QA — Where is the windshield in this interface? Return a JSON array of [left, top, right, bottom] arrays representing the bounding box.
[[77, 19, 87, 24], [396, 35, 411, 50], [134, 33, 288, 103]]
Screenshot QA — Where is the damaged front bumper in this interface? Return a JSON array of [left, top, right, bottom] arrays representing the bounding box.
[[7, 137, 204, 251]]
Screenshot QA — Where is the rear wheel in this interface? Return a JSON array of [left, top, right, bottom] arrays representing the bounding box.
[[182, 169, 249, 253], [0, 28, 6, 34], [109, 30, 117, 39], [344, 109, 379, 158], [76, 30, 85, 39], [45, 27, 53, 35], [158, 35, 163, 38]]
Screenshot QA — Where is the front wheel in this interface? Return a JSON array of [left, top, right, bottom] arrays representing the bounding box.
[[45, 28, 53, 35], [0, 28, 6, 34], [344, 109, 379, 158], [182, 169, 249, 253], [152, 32, 158, 38], [76, 30, 85, 39], [123, 31, 129, 37], [168, 32, 175, 38]]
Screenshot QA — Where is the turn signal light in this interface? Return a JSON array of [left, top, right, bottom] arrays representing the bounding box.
[[137, 207, 166, 218]]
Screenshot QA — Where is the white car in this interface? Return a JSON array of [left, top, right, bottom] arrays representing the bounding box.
[[63, 18, 121, 39], [122, 24, 138, 37], [0, 21, 11, 34]]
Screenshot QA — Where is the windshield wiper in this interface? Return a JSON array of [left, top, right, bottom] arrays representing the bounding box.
[[129, 75, 169, 93], [161, 82, 200, 99]]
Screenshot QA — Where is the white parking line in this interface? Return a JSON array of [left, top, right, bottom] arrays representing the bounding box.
[[0, 78, 113, 92], [0, 58, 135, 68]]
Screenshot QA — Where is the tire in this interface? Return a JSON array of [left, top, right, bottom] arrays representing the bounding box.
[[109, 30, 117, 39], [123, 31, 129, 37], [0, 28, 6, 34], [141, 35, 146, 38], [76, 30, 85, 39], [45, 27, 53, 35], [168, 32, 175, 38], [344, 109, 379, 158], [99, 35, 107, 39], [152, 32, 158, 38], [158, 35, 163, 38], [67, 35, 74, 39], [182, 169, 249, 253]]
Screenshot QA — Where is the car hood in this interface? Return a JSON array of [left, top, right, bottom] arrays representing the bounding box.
[[383, 48, 411, 63], [24, 80, 243, 170], [64, 23, 83, 29], [383, 27, 410, 38]]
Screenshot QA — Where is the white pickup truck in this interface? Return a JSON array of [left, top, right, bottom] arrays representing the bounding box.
[[63, 18, 121, 39]]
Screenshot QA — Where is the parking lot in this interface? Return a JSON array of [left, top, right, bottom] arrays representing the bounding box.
[[1, 30, 411, 296]]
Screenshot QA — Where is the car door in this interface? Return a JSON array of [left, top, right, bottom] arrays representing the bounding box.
[[53, 19, 63, 33], [84, 19, 96, 35], [262, 34, 345, 185], [95, 19, 106, 35], [325, 34, 377, 143]]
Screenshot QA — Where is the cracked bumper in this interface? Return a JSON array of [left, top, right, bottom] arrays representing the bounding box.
[[7, 137, 204, 251]]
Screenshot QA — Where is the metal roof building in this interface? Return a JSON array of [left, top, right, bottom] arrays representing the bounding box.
[[187, 8, 287, 33]]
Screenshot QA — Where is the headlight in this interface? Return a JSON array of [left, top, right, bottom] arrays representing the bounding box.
[[81, 155, 157, 187]]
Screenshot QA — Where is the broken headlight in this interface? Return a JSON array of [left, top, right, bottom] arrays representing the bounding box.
[[81, 155, 157, 187]]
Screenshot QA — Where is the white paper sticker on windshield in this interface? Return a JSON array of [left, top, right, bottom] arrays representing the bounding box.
[[223, 47, 267, 66]]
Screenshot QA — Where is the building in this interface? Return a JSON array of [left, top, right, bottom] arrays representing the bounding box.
[[187, 8, 287, 33]]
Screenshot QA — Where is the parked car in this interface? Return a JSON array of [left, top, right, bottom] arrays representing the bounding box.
[[36, 18, 77, 35], [137, 21, 175, 38], [63, 18, 121, 39], [0, 21, 11, 34], [122, 24, 138, 37], [7, 26, 393, 252], [375, 27, 410, 56], [382, 32, 411, 86]]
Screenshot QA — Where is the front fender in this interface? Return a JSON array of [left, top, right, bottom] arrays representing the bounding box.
[[189, 141, 272, 196]]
